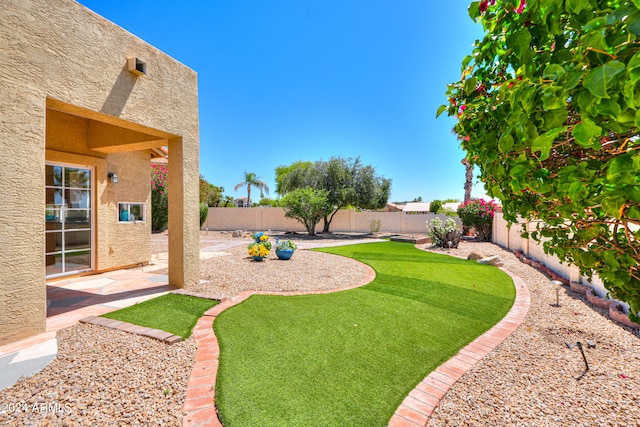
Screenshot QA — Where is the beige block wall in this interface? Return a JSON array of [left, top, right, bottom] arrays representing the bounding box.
[[492, 213, 612, 305], [0, 0, 199, 345], [203, 207, 459, 234]]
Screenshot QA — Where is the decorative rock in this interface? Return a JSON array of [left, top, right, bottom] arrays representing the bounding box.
[[231, 230, 243, 237], [468, 252, 487, 261], [586, 288, 616, 309], [477, 255, 503, 266]]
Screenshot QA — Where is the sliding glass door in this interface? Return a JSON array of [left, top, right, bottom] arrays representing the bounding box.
[[45, 163, 93, 278]]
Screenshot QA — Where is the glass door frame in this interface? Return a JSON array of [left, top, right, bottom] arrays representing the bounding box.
[[45, 161, 95, 278]]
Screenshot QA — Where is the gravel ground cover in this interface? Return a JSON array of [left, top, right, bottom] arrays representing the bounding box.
[[424, 240, 640, 427], [0, 324, 196, 426], [153, 231, 376, 299], [4, 232, 638, 426], [188, 244, 372, 298]]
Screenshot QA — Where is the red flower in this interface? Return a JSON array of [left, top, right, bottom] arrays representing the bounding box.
[[516, 0, 526, 13], [479, 0, 489, 12]]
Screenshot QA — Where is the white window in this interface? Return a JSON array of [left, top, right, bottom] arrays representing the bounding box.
[[118, 203, 145, 222]]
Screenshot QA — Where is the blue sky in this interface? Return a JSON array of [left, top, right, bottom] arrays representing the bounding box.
[[77, 0, 486, 203]]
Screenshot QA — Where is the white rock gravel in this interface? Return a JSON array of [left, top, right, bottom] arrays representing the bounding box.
[[424, 240, 640, 427], [187, 244, 372, 298], [0, 324, 196, 426]]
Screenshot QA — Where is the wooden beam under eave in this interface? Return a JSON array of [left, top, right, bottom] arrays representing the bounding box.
[[90, 138, 169, 153]]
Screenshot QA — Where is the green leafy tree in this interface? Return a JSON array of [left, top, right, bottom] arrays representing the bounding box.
[[281, 187, 332, 236], [151, 164, 168, 232], [255, 197, 282, 207], [234, 171, 270, 207], [275, 161, 315, 194], [353, 164, 392, 211], [430, 199, 443, 213], [200, 202, 209, 227], [440, 0, 640, 319], [276, 156, 391, 232], [199, 175, 224, 207]]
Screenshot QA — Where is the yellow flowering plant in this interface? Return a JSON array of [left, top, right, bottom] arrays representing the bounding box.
[[248, 232, 272, 259]]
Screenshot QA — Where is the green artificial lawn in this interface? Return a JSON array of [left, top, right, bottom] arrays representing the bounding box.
[[101, 293, 219, 339], [214, 241, 515, 426]]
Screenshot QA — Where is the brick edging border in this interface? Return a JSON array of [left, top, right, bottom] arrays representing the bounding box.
[[388, 267, 530, 427], [79, 316, 183, 344], [182, 260, 377, 427]]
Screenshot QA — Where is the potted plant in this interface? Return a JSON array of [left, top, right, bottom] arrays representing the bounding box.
[[251, 231, 266, 243], [248, 233, 271, 261], [275, 238, 297, 260]]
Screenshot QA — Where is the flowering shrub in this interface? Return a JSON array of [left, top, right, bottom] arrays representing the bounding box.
[[427, 217, 462, 249], [439, 0, 640, 319], [151, 164, 168, 232], [457, 199, 500, 241], [248, 233, 272, 259]]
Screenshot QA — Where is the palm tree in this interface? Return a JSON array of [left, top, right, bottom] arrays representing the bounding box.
[[234, 171, 270, 207], [461, 158, 473, 202]]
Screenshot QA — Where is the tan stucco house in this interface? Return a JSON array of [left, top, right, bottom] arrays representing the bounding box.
[[0, 0, 200, 346]]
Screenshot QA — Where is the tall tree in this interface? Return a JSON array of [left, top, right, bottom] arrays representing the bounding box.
[[199, 175, 224, 207], [234, 171, 270, 207], [461, 158, 473, 202], [276, 156, 391, 232], [281, 187, 332, 236]]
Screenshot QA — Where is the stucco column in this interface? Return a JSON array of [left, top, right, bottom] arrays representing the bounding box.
[[0, 96, 47, 345], [168, 137, 199, 288]]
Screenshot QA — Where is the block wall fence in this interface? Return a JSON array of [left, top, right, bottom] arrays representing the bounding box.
[[492, 212, 630, 312], [203, 207, 460, 235]]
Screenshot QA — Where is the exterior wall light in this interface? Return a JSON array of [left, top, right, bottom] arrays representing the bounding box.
[[108, 172, 119, 184]]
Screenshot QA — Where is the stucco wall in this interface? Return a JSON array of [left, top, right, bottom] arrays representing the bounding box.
[[105, 152, 152, 268], [0, 0, 199, 345]]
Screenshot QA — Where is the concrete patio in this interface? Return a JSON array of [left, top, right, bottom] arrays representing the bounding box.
[[0, 254, 176, 390]]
